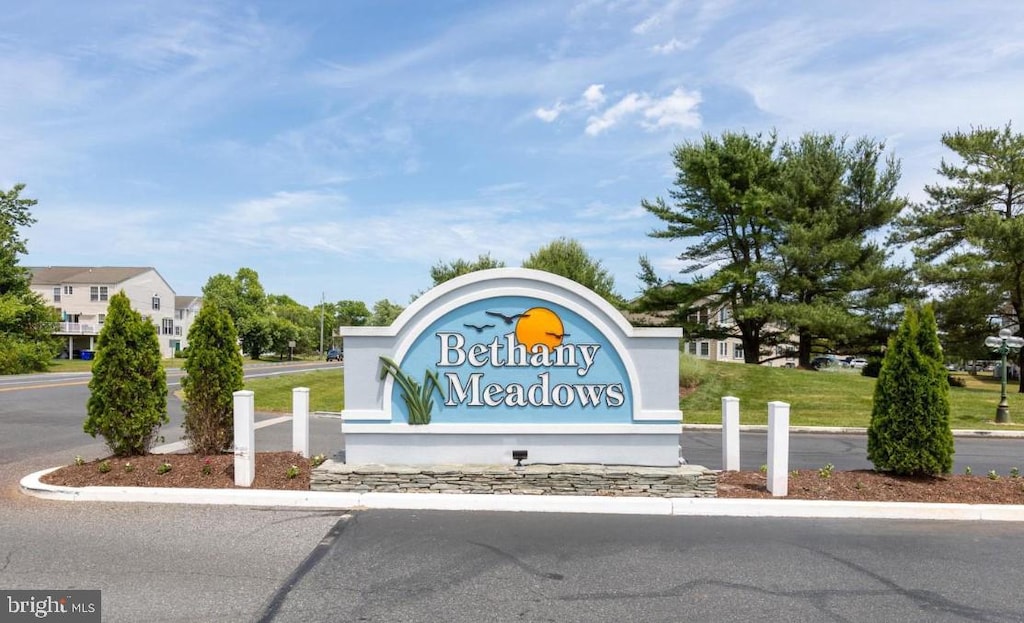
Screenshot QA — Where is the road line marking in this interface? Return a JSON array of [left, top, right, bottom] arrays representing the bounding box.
[[0, 380, 90, 392], [152, 415, 293, 453]]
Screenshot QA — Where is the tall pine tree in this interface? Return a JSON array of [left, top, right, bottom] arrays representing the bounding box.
[[895, 122, 1024, 390], [769, 134, 910, 367]]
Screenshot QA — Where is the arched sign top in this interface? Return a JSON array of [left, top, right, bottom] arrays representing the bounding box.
[[344, 268, 679, 342]]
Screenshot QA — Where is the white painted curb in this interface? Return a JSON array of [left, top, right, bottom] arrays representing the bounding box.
[[20, 468, 1024, 521]]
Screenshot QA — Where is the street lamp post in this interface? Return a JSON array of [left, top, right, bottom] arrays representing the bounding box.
[[984, 328, 1024, 424]]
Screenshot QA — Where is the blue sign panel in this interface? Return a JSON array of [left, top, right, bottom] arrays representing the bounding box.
[[391, 295, 633, 424]]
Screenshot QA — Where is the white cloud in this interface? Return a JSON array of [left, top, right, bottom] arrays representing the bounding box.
[[582, 83, 606, 108], [535, 101, 566, 122], [642, 87, 702, 130], [222, 191, 346, 226], [632, 0, 684, 35], [585, 92, 651, 135], [651, 38, 685, 54], [584, 88, 701, 135]]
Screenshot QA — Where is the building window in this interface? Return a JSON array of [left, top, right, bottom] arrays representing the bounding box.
[[687, 308, 708, 325], [719, 342, 728, 356], [90, 286, 108, 302], [63, 285, 73, 295], [162, 319, 173, 335], [174, 326, 182, 336], [699, 342, 710, 357], [734, 344, 744, 359], [688, 341, 697, 355], [98, 314, 106, 325], [152, 296, 160, 310], [719, 307, 730, 323], [53, 287, 61, 302], [175, 309, 184, 320]]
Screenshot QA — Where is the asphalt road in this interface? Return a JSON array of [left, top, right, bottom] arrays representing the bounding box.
[[257, 510, 1024, 623], [0, 361, 340, 465], [681, 430, 1024, 474]]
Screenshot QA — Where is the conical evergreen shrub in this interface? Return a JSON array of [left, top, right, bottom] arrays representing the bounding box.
[[181, 302, 244, 454], [867, 305, 954, 475], [83, 292, 168, 456]]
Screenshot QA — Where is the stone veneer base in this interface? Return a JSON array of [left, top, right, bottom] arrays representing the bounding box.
[[311, 461, 717, 498]]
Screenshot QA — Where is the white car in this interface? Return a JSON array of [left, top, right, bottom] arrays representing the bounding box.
[[849, 358, 868, 369]]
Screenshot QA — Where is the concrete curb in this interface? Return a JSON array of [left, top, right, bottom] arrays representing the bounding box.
[[682, 424, 1024, 438], [20, 468, 1024, 522]]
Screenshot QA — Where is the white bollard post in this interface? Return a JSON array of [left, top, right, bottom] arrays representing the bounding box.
[[766, 401, 790, 497], [722, 396, 740, 471], [292, 387, 310, 458], [233, 390, 255, 487]]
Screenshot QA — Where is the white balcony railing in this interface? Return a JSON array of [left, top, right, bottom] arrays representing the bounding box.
[[54, 322, 100, 335]]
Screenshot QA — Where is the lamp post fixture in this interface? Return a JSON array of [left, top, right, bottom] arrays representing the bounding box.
[[984, 328, 1024, 424]]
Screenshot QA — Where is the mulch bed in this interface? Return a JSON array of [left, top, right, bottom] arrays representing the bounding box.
[[39, 456, 1024, 505], [40, 452, 313, 491], [718, 469, 1024, 504]]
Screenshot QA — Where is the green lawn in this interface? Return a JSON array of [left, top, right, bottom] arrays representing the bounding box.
[[679, 356, 1024, 430], [46, 358, 188, 373], [243, 369, 343, 413], [48, 354, 1024, 430]]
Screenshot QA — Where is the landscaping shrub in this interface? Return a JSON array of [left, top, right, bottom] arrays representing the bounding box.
[[181, 302, 244, 454], [867, 305, 954, 475], [860, 358, 882, 378], [83, 292, 168, 456]]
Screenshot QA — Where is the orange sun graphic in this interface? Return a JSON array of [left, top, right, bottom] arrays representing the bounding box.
[[514, 307, 565, 351]]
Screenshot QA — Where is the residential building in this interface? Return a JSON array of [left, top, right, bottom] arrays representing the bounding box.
[[28, 266, 201, 359], [680, 304, 799, 367], [631, 301, 798, 367], [173, 295, 202, 355]]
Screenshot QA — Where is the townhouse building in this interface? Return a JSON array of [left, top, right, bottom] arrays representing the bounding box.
[[28, 266, 201, 359]]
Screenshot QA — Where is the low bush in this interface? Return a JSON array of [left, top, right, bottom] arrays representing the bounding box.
[[861, 358, 883, 378]]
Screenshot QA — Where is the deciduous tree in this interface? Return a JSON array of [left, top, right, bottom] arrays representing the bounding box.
[[369, 299, 404, 326], [522, 238, 622, 306], [202, 268, 269, 359], [0, 184, 59, 373], [431, 253, 505, 286]]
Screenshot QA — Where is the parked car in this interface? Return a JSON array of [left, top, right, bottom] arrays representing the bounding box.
[[811, 355, 839, 369], [326, 348, 342, 362], [849, 358, 868, 369]]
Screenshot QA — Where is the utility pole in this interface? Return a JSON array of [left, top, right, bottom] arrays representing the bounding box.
[[319, 292, 325, 355]]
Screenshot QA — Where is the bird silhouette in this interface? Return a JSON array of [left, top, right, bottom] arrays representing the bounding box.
[[546, 331, 570, 340], [485, 311, 530, 325], [463, 323, 495, 333]]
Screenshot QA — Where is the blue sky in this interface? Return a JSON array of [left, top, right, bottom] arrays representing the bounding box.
[[6, 1, 1023, 308]]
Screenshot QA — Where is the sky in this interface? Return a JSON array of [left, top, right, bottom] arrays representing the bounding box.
[[5, 1, 1024, 308]]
